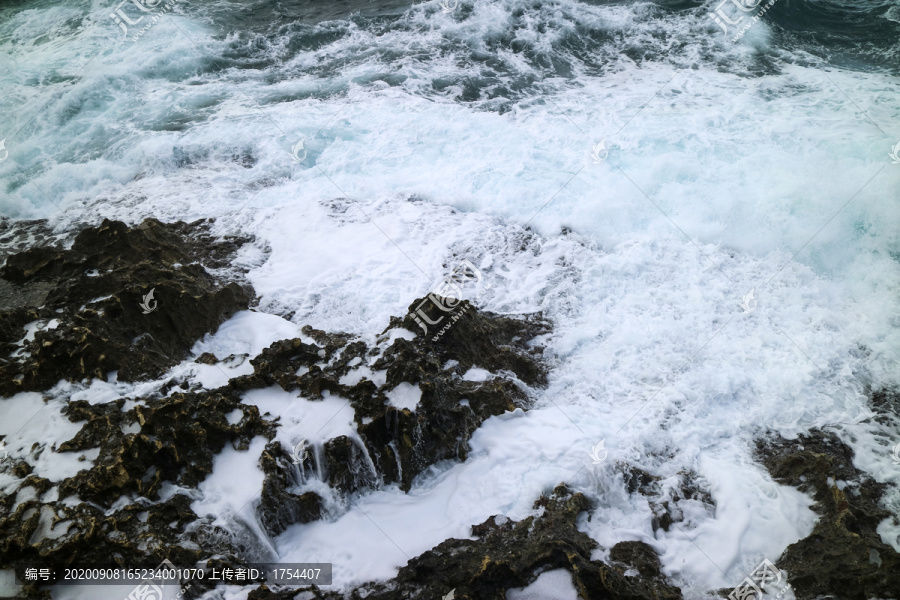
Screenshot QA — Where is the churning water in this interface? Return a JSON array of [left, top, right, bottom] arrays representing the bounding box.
[[1, 0, 899, 597]]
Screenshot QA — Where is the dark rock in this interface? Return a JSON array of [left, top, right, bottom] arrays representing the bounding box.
[[755, 429, 900, 600], [323, 435, 380, 494], [0, 219, 560, 599], [0, 218, 251, 395], [342, 297, 550, 491], [228, 296, 548, 497], [871, 386, 900, 420], [393, 296, 550, 387], [618, 465, 715, 534], [0, 387, 277, 582], [1, 274, 551, 584], [621, 464, 659, 496], [55, 389, 275, 506], [610, 541, 662, 578], [302, 325, 355, 363], [257, 441, 322, 537], [246, 337, 330, 394], [470, 514, 515, 538], [11, 460, 34, 480], [257, 485, 682, 600], [0, 492, 205, 580], [196, 352, 220, 365]]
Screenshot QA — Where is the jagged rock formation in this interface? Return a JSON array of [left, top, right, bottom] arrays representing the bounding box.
[[0, 292, 550, 598], [248, 298, 549, 532], [756, 429, 900, 600], [619, 464, 716, 534], [258, 441, 323, 537], [58, 390, 275, 505], [247, 486, 682, 600], [0, 389, 277, 590], [872, 386, 900, 422], [0, 218, 555, 599], [3, 218, 896, 600], [0, 218, 251, 395]]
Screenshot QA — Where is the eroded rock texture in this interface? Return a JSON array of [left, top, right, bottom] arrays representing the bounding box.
[[0, 218, 557, 599], [0, 389, 277, 589], [756, 429, 900, 600], [619, 464, 716, 535], [248, 298, 549, 533], [248, 486, 682, 600], [0, 218, 250, 395]]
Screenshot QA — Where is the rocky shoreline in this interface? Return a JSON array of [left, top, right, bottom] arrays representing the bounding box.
[[754, 423, 900, 599], [1, 218, 898, 600], [249, 486, 683, 600], [0, 218, 252, 396]]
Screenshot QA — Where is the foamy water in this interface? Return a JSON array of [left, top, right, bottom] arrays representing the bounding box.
[[1, 0, 899, 598]]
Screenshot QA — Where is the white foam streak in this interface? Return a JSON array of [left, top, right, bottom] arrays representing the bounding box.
[[1, 0, 898, 595]]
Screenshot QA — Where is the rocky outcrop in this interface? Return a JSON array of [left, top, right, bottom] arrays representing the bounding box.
[[0, 218, 251, 396], [57, 389, 275, 505], [4, 218, 687, 600], [610, 540, 665, 579], [0, 218, 258, 597], [0, 216, 553, 599], [1, 284, 550, 593], [755, 429, 900, 599], [871, 386, 900, 421], [246, 296, 549, 534], [0, 388, 277, 583], [257, 441, 323, 537], [5, 217, 898, 600], [619, 464, 716, 534], [247, 486, 682, 600]]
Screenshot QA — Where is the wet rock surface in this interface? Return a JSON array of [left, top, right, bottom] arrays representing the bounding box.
[[0, 218, 561, 598], [619, 464, 716, 534], [872, 386, 900, 421], [2, 218, 896, 600], [57, 390, 275, 506], [258, 441, 323, 537], [247, 486, 682, 600], [0, 218, 251, 395], [756, 429, 900, 600], [240, 297, 549, 510], [393, 297, 549, 387], [0, 290, 550, 597], [0, 388, 278, 598]]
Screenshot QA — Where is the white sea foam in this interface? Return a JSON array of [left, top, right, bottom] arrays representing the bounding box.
[[1, 0, 898, 597], [507, 569, 579, 600], [385, 382, 422, 411]]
